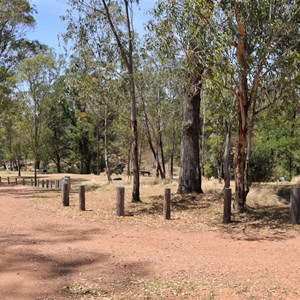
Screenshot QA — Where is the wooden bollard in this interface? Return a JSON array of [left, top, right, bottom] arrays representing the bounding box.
[[37, 179, 40, 187], [116, 186, 125, 216], [42, 180, 45, 188], [46, 180, 49, 188], [31, 178, 33, 186], [22, 178, 25, 186], [61, 182, 69, 206], [163, 188, 171, 220], [64, 176, 71, 192], [50, 180, 53, 188], [223, 188, 232, 224], [15, 178, 18, 185], [79, 185, 86, 211], [7, 177, 10, 184], [0, 176, 1, 183], [290, 187, 300, 224]]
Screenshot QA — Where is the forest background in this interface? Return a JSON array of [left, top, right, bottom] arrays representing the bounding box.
[[0, 0, 299, 212]]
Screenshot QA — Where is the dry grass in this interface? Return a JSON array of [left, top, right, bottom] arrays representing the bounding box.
[[61, 275, 298, 300], [2, 170, 298, 234]]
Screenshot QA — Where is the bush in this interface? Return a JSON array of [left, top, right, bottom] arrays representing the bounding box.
[[249, 146, 275, 182]]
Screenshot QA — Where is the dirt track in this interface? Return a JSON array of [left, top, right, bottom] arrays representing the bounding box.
[[1, 185, 300, 299]]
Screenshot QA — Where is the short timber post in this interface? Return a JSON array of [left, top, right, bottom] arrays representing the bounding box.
[[64, 176, 71, 192], [22, 178, 25, 186], [31, 178, 33, 186], [116, 186, 125, 216], [223, 188, 232, 224], [46, 180, 49, 188], [41, 180, 45, 188], [290, 187, 300, 224], [7, 177, 10, 184], [15, 178, 18, 185], [0, 176, 2, 183], [163, 188, 171, 220], [50, 180, 53, 189], [79, 185, 85, 211], [61, 182, 69, 206]]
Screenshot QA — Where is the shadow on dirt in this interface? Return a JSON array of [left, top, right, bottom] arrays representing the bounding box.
[[0, 222, 152, 299], [276, 186, 292, 202], [130, 193, 220, 216]]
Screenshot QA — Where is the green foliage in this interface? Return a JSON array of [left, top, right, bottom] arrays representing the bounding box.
[[249, 145, 275, 182]]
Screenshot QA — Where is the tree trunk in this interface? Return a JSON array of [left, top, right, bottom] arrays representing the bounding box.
[[104, 105, 112, 183], [223, 123, 231, 189], [56, 154, 62, 173], [234, 111, 248, 212], [159, 130, 166, 179], [126, 0, 139, 202], [234, 5, 250, 212], [201, 98, 206, 176], [18, 158, 21, 177], [138, 126, 145, 167], [169, 125, 175, 179], [177, 61, 203, 194], [96, 121, 100, 176], [127, 137, 131, 179], [131, 118, 140, 202], [142, 103, 163, 178], [34, 158, 39, 187]]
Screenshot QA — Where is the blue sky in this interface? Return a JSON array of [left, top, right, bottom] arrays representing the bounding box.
[[28, 0, 155, 54]]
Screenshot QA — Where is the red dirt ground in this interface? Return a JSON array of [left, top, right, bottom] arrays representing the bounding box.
[[1, 185, 300, 299]]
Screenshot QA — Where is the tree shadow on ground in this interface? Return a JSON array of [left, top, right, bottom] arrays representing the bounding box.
[[0, 222, 152, 300], [129, 192, 221, 216], [276, 185, 293, 202], [223, 202, 297, 241]]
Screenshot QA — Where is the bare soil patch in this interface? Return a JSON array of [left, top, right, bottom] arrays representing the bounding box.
[[0, 172, 300, 299]]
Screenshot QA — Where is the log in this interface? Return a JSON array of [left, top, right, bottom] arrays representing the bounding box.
[[223, 188, 232, 224], [163, 188, 171, 220], [79, 185, 85, 211], [290, 187, 300, 224], [116, 186, 125, 216], [61, 182, 69, 206]]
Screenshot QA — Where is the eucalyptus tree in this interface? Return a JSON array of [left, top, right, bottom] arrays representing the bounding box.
[[0, 0, 35, 78], [45, 76, 73, 173], [63, 0, 141, 201], [136, 52, 182, 179], [0, 0, 35, 159], [201, 78, 236, 188], [206, 0, 300, 211], [17, 49, 58, 185], [149, 0, 214, 194]]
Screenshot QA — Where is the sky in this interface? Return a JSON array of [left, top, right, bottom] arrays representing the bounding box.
[[27, 0, 155, 54]]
